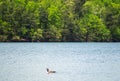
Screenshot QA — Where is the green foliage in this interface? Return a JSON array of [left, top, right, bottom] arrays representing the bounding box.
[[0, 35, 7, 41], [79, 14, 110, 41], [48, 25, 61, 41], [0, 0, 119, 42], [104, 2, 120, 41], [32, 28, 43, 41]]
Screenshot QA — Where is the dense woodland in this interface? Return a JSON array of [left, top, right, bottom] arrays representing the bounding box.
[[0, 0, 120, 42]]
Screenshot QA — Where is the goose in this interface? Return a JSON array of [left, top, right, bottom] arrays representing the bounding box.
[[46, 68, 56, 74]]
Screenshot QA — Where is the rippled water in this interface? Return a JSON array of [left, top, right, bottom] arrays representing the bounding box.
[[0, 43, 120, 81]]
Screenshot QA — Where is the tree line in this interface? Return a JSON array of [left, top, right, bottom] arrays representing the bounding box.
[[0, 0, 120, 42]]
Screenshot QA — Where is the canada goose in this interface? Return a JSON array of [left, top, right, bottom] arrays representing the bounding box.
[[46, 68, 56, 74]]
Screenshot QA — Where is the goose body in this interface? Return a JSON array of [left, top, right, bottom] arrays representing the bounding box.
[[46, 68, 56, 74]]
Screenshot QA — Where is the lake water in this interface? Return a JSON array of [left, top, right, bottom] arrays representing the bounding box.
[[0, 43, 120, 81]]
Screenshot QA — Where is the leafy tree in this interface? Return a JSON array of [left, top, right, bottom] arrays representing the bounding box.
[[0, 0, 119, 42], [32, 28, 43, 41], [104, 2, 120, 41], [79, 14, 110, 41]]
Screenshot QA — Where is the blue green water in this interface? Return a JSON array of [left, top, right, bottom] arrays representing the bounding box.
[[0, 43, 120, 81]]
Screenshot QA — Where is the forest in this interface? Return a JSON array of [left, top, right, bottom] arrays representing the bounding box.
[[0, 0, 120, 42]]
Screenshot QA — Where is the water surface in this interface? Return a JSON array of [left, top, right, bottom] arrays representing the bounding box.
[[0, 43, 120, 81]]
